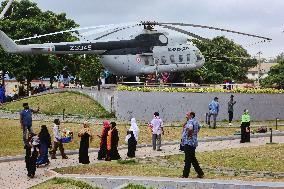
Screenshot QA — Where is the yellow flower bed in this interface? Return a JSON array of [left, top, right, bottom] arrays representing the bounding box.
[[117, 85, 284, 94]]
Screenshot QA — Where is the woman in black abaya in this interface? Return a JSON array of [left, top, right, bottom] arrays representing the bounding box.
[[126, 118, 139, 158], [78, 121, 93, 164], [106, 122, 121, 161]]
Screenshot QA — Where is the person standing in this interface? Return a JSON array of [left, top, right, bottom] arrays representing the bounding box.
[[78, 121, 93, 164], [97, 120, 111, 160], [25, 133, 39, 178], [181, 112, 204, 178], [208, 97, 219, 129], [0, 84, 5, 104], [36, 125, 51, 166], [20, 103, 39, 147], [240, 109, 251, 143], [148, 112, 164, 151], [228, 95, 236, 126], [180, 112, 191, 151], [50, 119, 68, 159], [106, 122, 121, 161], [126, 118, 139, 158]]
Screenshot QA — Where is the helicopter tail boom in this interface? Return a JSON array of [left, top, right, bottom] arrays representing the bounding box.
[[0, 30, 107, 55], [0, 30, 19, 53]]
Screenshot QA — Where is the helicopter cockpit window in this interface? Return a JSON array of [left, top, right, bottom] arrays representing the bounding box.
[[161, 56, 167, 64], [179, 55, 183, 63], [144, 58, 149, 65], [170, 55, 175, 63], [195, 50, 203, 62], [187, 54, 191, 62]]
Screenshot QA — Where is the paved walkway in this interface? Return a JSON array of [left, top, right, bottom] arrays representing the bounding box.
[[0, 136, 283, 189]]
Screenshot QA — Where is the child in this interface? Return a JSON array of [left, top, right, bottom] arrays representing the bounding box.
[[25, 133, 39, 178], [36, 125, 52, 166]]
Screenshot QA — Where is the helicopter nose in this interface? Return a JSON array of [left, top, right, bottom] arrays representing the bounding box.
[[194, 49, 205, 68]]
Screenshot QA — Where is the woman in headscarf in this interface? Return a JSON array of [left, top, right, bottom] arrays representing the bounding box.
[[36, 125, 51, 166], [126, 118, 139, 158], [106, 122, 121, 161], [25, 133, 39, 178], [78, 121, 93, 164], [240, 109, 251, 143], [97, 120, 110, 160]]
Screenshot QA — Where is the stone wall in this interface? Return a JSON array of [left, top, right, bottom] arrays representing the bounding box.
[[115, 91, 284, 122], [42, 89, 284, 122]]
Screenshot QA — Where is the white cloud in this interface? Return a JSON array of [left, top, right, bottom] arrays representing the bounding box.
[[2, 0, 283, 58]]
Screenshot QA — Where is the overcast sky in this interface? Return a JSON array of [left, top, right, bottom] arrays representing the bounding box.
[[3, 0, 284, 59]]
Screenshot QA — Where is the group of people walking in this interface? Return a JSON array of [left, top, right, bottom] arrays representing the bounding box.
[[20, 93, 251, 179], [20, 102, 142, 178]]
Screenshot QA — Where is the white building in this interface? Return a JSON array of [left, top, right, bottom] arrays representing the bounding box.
[[247, 63, 278, 81]]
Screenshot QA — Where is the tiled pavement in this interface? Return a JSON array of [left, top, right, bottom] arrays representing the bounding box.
[[0, 136, 283, 189]]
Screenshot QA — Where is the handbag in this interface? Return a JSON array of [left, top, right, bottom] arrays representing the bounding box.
[[179, 139, 184, 151]]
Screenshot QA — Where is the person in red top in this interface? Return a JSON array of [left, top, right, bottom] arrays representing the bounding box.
[[97, 120, 111, 160]]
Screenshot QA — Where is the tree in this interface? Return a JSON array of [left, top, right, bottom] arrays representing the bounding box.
[[77, 55, 103, 87], [274, 52, 284, 63], [183, 36, 257, 84], [0, 0, 78, 91], [261, 60, 284, 89]]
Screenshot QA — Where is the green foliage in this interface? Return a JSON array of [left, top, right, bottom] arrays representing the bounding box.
[[261, 60, 284, 88], [77, 55, 103, 87], [0, 0, 79, 88], [184, 36, 257, 84], [117, 159, 138, 165], [122, 183, 155, 189], [0, 91, 113, 118], [117, 85, 284, 94], [55, 143, 284, 181], [31, 177, 102, 189], [268, 52, 284, 63]]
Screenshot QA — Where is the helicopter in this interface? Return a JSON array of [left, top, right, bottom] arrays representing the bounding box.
[[0, 20, 272, 76]]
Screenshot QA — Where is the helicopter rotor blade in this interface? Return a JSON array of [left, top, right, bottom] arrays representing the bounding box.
[[14, 22, 139, 42], [160, 24, 210, 42], [159, 22, 272, 41], [93, 23, 140, 40], [0, 0, 14, 19], [14, 25, 109, 42]]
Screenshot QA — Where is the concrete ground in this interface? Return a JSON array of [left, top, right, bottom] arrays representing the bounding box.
[[0, 136, 283, 189]]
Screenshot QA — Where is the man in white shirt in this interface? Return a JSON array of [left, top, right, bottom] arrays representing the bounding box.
[[49, 119, 68, 159], [149, 112, 164, 151]]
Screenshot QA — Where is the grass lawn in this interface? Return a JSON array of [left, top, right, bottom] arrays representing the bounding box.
[[0, 91, 113, 118], [55, 144, 284, 182], [0, 118, 241, 156], [165, 143, 284, 173], [31, 177, 101, 189], [31, 177, 153, 189]]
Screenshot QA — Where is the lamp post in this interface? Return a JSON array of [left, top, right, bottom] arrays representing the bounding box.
[[256, 51, 262, 87], [276, 118, 279, 131]]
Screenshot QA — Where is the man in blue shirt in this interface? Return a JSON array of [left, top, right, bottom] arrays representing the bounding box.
[[181, 112, 204, 178], [208, 97, 219, 129], [20, 103, 39, 147]]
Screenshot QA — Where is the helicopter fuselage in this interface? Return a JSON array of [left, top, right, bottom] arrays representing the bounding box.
[[0, 30, 205, 76]]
